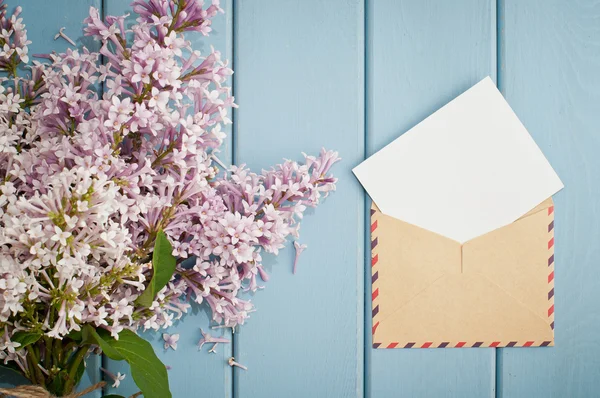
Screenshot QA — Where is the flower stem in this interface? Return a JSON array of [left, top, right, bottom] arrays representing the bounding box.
[[63, 345, 88, 394], [44, 337, 53, 370], [54, 337, 65, 366], [26, 345, 46, 386]]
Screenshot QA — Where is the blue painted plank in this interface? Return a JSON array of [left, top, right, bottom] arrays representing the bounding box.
[[7, 0, 100, 56], [232, 1, 365, 397], [101, 1, 234, 398], [0, 1, 102, 396], [497, 1, 600, 396], [366, 1, 497, 397]]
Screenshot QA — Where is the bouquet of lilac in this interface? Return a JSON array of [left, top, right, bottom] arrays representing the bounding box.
[[0, 0, 339, 396]]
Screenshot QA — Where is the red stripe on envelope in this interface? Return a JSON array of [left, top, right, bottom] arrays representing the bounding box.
[[489, 341, 500, 348], [421, 342, 432, 348], [548, 237, 554, 249], [371, 254, 378, 267], [548, 271, 554, 283], [455, 342, 466, 348], [548, 305, 554, 317], [523, 341, 534, 347], [372, 321, 380, 334], [387, 342, 399, 349], [548, 206, 554, 215], [371, 220, 378, 233], [372, 288, 379, 301]]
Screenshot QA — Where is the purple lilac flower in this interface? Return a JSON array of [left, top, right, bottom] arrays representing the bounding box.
[[0, 0, 339, 370], [197, 328, 230, 350], [162, 333, 179, 350]]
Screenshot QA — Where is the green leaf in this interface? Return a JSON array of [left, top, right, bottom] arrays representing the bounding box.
[[136, 230, 176, 307], [82, 325, 124, 361], [73, 359, 85, 389], [103, 395, 126, 398], [95, 329, 171, 398], [0, 364, 28, 385], [11, 331, 42, 348], [66, 329, 83, 342]]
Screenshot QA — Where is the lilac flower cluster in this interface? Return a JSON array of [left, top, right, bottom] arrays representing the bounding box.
[[0, 0, 339, 372]]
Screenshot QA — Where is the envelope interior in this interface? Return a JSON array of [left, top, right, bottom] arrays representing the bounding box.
[[372, 198, 554, 345]]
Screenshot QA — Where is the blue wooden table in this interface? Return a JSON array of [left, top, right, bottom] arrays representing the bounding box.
[[5, 0, 600, 397]]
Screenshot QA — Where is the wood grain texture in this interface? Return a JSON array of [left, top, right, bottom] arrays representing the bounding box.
[[0, 1, 102, 396], [497, 0, 600, 396], [366, 1, 497, 397], [232, 1, 364, 397], [4, 1, 600, 397], [101, 2, 234, 398]]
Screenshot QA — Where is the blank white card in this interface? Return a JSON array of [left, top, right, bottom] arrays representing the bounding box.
[[353, 77, 563, 243]]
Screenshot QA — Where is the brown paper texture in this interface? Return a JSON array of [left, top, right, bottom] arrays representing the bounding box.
[[371, 198, 555, 349]]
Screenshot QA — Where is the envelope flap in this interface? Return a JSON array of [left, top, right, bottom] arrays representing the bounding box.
[[519, 197, 553, 219], [463, 201, 554, 322], [371, 206, 461, 328]]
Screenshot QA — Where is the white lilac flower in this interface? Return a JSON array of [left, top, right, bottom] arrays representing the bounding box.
[[228, 357, 247, 371], [293, 241, 308, 274], [162, 333, 179, 351], [101, 368, 126, 389]]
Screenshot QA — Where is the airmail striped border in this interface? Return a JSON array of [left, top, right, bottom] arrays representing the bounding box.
[[371, 340, 554, 349], [370, 208, 382, 339], [370, 205, 555, 349], [547, 205, 555, 332]]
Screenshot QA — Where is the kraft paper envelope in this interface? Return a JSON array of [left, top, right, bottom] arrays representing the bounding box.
[[354, 77, 564, 348]]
